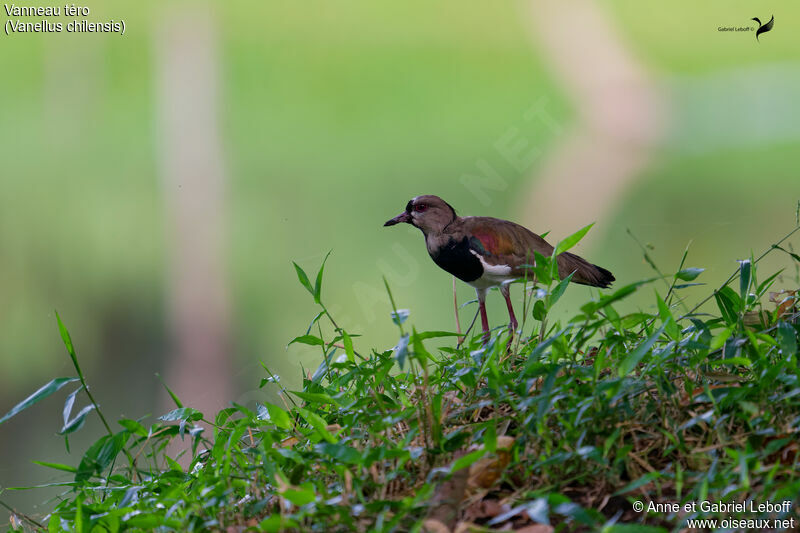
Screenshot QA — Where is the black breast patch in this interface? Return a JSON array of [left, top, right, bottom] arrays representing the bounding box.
[[430, 237, 484, 283]]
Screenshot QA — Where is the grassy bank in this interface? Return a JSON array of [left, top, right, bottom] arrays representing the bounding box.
[[2, 227, 799, 532]]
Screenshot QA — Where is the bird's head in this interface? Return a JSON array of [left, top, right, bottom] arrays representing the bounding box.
[[752, 17, 761, 25], [384, 195, 457, 234]]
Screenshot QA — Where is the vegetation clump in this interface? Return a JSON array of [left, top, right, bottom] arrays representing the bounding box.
[[2, 228, 799, 532]]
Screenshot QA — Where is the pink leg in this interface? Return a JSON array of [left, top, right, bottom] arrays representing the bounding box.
[[501, 284, 518, 331], [476, 288, 490, 344]]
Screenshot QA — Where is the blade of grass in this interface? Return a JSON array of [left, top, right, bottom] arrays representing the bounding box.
[[55, 312, 113, 436]]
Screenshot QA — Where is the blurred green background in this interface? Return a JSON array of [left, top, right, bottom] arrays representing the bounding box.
[[1, 0, 799, 518]]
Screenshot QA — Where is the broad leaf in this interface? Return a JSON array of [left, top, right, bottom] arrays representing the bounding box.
[[0, 377, 78, 425], [342, 330, 355, 363], [738, 259, 751, 301], [288, 334, 324, 347], [313, 251, 332, 304], [75, 432, 129, 482], [55, 312, 83, 378], [263, 403, 293, 430], [655, 291, 680, 341], [32, 461, 77, 473], [675, 268, 704, 281], [62, 386, 83, 427], [777, 321, 797, 357], [554, 223, 594, 256], [292, 262, 314, 296], [297, 408, 337, 443], [715, 286, 741, 324], [548, 271, 573, 307], [60, 405, 96, 435]]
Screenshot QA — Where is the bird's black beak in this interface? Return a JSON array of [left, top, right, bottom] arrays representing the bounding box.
[[384, 212, 411, 226]]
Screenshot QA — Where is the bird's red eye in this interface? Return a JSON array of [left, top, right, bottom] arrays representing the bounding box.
[[414, 204, 427, 213]]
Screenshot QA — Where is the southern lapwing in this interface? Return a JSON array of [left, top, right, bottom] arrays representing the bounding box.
[[384, 195, 614, 342]]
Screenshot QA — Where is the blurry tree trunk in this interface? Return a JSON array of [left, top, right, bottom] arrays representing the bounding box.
[[518, 0, 668, 245], [156, 4, 233, 418]]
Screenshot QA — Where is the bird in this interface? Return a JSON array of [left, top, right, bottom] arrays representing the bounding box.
[[384, 195, 614, 343], [752, 15, 774, 41]]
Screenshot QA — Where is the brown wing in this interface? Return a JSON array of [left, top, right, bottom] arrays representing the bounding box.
[[461, 216, 614, 288], [461, 216, 554, 273]]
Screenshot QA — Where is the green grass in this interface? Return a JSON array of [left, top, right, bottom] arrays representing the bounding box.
[[2, 226, 799, 532]]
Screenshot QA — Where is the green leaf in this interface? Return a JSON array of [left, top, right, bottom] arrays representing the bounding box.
[[313, 250, 332, 304], [342, 330, 355, 363], [297, 408, 337, 443], [548, 271, 573, 307], [32, 460, 77, 473], [532, 300, 547, 321], [292, 262, 314, 296], [673, 283, 705, 290], [0, 377, 78, 425], [159, 407, 203, 422], [264, 403, 293, 430], [484, 423, 497, 453], [315, 442, 362, 464], [282, 485, 316, 506], [524, 329, 569, 370], [412, 327, 433, 363], [165, 455, 183, 472], [618, 324, 667, 377], [412, 330, 460, 341], [118, 419, 148, 437], [75, 432, 129, 482], [708, 357, 751, 367], [612, 471, 662, 496], [773, 244, 800, 263], [777, 321, 798, 357], [259, 515, 299, 532], [739, 259, 751, 301], [709, 327, 733, 351], [675, 268, 704, 281], [59, 405, 96, 435], [581, 279, 654, 315], [531, 251, 552, 285], [290, 391, 340, 405], [305, 311, 325, 335], [756, 269, 783, 296], [715, 286, 741, 324], [288, 334, 324, 347], [62, 386, 83, 427], [156, 373, 183, 408], [554, 223, 594, 256], [55, 312, 83, 379], [655, 291, 680, 341], [450, 448, 487, 473]]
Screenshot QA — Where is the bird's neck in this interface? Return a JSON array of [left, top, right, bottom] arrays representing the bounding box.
[[423, 217, 460, 251], [420, 216, 458, 239]]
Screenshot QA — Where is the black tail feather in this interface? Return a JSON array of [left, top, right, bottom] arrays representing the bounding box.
[[560, 252, 615, 288]]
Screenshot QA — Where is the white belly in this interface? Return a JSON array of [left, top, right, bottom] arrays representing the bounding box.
[[466, 252, 516, 289]]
